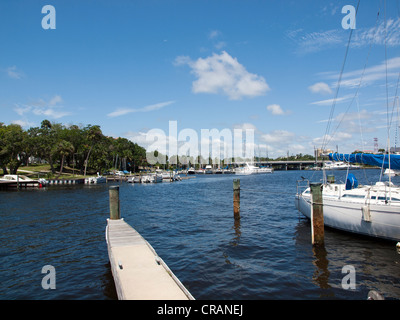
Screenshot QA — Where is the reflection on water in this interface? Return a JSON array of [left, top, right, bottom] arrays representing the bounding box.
[[312, 246, 331, 290], [0, 169, 399, 300]]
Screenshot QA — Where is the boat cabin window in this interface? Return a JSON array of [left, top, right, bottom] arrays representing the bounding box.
[[342, 194, 365, 199], [371, 195, 400, 202]]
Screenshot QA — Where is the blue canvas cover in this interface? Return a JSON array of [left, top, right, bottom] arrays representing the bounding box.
[[345, 173, 358, 190], [329, 153, 400, 170]]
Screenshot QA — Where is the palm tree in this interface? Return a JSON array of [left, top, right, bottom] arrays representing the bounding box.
[[83, 125, 102, 177], [55, 140, 74, 179]]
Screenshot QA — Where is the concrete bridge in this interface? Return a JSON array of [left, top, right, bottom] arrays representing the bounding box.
[[250, 160, 324, 171]]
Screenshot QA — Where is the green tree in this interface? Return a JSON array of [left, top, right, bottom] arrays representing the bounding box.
[[0, 123, 27, 174], [83, 125, 103, 176], [54, 140, 74, 178]]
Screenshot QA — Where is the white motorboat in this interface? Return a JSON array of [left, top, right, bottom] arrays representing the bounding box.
[[205, 165, 213, 174], [235, 163, 259, 175], [0, 174, 34, 182], [85, 172, 106, 184], [258, 166, 273, 173], [188, 167, 196, 174], [141, 175, 152, 183], [323, 161, 360, 170], [148, 173, 163, 183], [161, 171, 173, 180], [384, 168, 400, 176], [0, 174, 45, 187], [295, 153, 400, 242], [235, 162, 273, 175]]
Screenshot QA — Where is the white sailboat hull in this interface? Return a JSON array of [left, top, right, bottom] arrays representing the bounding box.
[[295, 185, 400, 242]]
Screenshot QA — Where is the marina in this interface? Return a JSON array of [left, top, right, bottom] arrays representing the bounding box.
[[2, 0, 400, 306], [1, 170, 399, 300]]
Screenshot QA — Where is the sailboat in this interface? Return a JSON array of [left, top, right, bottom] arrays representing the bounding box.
[[295, 153, 400, 241], [295, 1, 400, 242]]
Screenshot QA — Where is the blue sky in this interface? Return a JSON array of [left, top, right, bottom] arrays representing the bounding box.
[[1, 0, 400, 158]]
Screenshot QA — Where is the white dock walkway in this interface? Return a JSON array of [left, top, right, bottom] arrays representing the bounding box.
[[106, 218, 194, 300]]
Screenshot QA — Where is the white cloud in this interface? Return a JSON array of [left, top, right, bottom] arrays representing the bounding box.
[[287, 29, 343, 54], [261, 130, 295, 144], [352, 18, 400, 48], [288, 18, 400, 55], [232, 122, 257, 131], [11, 119, 35, 128], [209, 30, 221, 39], [14, 104, 32, 116], [308, 82, 332, 94], [312, 132, 352, 146], [266, 104, 285, 115], [311, 94, 354, 106], [6, 66, 24, 79], [339, 57, 400, 88], [174, 51, 270, 100], [107, 101, 175, 118], [12, 95, 71, 120], [32, 107, 70, 119], [49, 95, 63, 106]]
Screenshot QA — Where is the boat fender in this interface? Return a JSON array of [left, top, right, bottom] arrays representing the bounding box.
[[367, 290, 384, 300], [362, 205, 371, 222]]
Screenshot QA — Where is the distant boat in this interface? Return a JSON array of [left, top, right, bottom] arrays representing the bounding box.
[[85, 173, 106, 184], [384, 168, 400, 176], [0, 174, 45, 187], [235, 162, 273, 175], [0, 174, 34, 182], [148, 173, 163, 183], [188, 167, 195, 174], [323, 161, 360, 170], [205, 165, 213, 174]]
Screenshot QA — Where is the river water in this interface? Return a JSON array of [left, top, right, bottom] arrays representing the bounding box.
[[1, 169, 399, 300]]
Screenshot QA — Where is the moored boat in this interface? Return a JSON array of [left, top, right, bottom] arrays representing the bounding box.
[[295, 153, 400, 242]]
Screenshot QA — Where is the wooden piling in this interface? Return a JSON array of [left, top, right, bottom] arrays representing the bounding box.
[[109, 186, 121, 220], [233, 179, 240, 220], [310, 182, 324, 245]]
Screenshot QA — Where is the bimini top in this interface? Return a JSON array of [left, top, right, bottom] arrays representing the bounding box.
[[329, 153, 400, 170]]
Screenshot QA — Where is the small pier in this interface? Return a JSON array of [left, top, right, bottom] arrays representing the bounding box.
[[0, 180, 41, 189], [106, 186, 194, 300]]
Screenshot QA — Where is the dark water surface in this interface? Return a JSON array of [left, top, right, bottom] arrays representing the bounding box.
[[1, 169, 399, 300]]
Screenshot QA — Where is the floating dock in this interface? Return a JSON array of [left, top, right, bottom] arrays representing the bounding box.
[[105, 186, 194, 300], [106, 219, 194, 300]]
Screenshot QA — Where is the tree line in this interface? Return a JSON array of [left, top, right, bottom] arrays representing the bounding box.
[[0, 120, 147, 177]]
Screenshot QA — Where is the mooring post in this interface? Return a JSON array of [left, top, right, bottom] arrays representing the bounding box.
[[233, 179, 240, 220], [109, 185, 121, 220], [310, 182, 324, 245]]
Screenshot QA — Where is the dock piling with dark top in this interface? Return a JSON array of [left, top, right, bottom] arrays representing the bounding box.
[[109, 186, 121, 220], [310, 182, 324, 246], [233, 179, 240, 220]]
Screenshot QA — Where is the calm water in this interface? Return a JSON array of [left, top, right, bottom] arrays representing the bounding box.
[[1, 169, 400, 300]]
